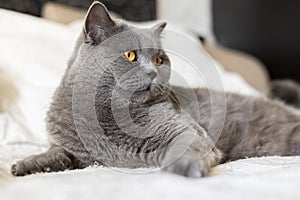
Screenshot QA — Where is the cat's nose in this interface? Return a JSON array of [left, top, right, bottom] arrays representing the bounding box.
[[146, 70, 157, 80]]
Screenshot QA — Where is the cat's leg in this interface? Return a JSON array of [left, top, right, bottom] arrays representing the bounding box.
[[11, 145, 80, 176], [162, 131, 223, 178]]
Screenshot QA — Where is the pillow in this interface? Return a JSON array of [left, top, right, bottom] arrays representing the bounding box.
[[157, 0, 214, 41]]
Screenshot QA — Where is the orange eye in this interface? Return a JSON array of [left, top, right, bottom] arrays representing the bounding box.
[[124, 50, 137, 62], [154, 57, 163, 66]]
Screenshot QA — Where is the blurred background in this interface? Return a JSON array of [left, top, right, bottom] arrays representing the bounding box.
[[1, 0, 300, 93], [0, 0, 155, 21]]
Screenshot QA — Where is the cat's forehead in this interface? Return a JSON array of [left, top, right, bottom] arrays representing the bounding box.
[[117, 22, 162, 50]]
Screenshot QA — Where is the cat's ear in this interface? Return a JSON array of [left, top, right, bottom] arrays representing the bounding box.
[[84, 1, 116, 45], [152, 22, 167, 35]]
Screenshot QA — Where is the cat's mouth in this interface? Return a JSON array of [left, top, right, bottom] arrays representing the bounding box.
[[129, 79, 166, 99], [135, 82, 157, 94], [138, 83, 154, 93], [149, 82, 166, 96], [136, 78, 157, 91]]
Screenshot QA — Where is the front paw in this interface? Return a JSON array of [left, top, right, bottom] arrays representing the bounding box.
[[11, 147, 76, 176], [11, 156, 46, 176], [163, 153, 209, 178]]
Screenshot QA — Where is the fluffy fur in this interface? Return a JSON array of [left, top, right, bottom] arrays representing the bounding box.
[[11, 2, 300, 178]]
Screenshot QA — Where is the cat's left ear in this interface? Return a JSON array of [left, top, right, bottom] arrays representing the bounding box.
[[84, 2, 116, 45], [152, 22, 167, 35]]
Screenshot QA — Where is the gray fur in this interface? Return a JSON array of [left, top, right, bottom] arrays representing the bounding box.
[[270, 79, 300, 108], [11, 2, 300, 178]]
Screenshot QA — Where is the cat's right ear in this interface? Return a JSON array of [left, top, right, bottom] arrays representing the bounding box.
[[84, 1, 116, 45]]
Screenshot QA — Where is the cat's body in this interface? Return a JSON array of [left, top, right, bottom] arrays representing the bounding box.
[[175, 87, 300, 159], [11, 2, 300, 177]]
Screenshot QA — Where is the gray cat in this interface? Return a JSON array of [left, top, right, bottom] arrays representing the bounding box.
[[11, 2, 300, 178]]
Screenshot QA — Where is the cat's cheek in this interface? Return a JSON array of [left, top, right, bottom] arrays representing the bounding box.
[[158, 65, 171, 83]]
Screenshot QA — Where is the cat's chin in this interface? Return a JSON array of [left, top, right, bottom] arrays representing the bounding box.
[[136, 84, 155, 96], [129, 81, 169, 105], [130, 84, 158, 102], [149, 83, 161, 95]]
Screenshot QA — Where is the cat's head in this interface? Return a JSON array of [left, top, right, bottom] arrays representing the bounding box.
[[81, 2, 170, 96]]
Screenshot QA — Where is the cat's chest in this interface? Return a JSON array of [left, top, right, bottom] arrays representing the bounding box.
[[97, 101, 181, 136]]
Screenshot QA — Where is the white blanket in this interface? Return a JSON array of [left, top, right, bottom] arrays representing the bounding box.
[[0, 9, 299, 200]]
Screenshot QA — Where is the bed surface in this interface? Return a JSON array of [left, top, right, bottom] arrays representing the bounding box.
[[0, 9, 299, 200]]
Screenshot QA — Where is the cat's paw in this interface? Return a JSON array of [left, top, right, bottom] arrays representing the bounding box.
[[162, 153, 209, 178], [11, 155, 50, 176], [11, 148, 76, 176]]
